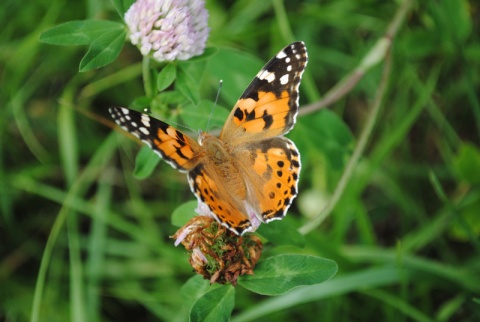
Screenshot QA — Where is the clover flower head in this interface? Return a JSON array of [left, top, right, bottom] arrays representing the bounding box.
[[125, 0, 209, 62]]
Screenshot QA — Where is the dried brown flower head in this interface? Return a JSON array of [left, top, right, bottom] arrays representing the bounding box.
[[172, 216, 263, 285]]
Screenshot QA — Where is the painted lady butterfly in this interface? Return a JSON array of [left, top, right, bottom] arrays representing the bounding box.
[[109, 42, 308, 235]]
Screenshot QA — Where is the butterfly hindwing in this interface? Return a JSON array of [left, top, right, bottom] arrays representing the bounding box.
[[187, 163, 253, 235], [234, 137, 301, 222]]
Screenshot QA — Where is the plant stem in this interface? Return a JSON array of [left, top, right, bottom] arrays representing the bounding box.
[[143, 56, 152, 98]]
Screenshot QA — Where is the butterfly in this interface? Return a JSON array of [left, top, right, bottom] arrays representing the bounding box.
[[109, 41, 307, 235]]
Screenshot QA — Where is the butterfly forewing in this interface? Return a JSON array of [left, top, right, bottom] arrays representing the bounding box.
[[220, 42, 308, 144], [109, 107, 200, 171]]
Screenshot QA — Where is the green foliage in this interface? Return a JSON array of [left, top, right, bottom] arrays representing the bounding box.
[[79, 29, 126, 72], [39, 20, 126, 71], [190, 285, 235, 322], [176, 62, 202, 105], [2, 0, 480, 321], [133, 145, 161, 179], [171, 200, 197, 228], [157, 63, 177, 92], [238, 254, 338, 295], [453, 143, 480, 185], [39, 20, 124, 45], [256, 217, 305, 247]]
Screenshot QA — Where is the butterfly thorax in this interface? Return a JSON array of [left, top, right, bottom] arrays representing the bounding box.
[[199, 132, 247, 200], [199, 133, 228, 165]]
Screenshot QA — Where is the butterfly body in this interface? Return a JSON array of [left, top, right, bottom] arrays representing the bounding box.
[[110, 42, 308, 235]]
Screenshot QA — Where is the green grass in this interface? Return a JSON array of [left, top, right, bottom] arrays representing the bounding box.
[[1, 0, 480, 321]]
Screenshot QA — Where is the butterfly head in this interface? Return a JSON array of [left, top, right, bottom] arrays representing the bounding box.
[[197, 130, 207, 146]]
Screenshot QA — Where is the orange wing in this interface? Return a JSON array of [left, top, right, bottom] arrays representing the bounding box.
[[187, 162, 255, 235], [220, 42, 308, 146], [234, 137, 301, 222], [109, 107, 200, 171]]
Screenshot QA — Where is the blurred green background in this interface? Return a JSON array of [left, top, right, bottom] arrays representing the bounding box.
[[1, 0, 480, 321]]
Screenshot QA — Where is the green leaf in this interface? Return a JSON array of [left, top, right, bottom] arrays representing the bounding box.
[[206, 47, 264, 107], [111, 0, 135, 18], [176, 65, 200, 105], [292, 110, 354, 171], [171, 200, 197, 227], [188, 47, 219, 62], [39, 20, 124, 46], [176, 60, 206, 105], [400, 29, 440, 59], [179, 99, 229, 133], [79, 29, 126, 72], [130, 96, 152, 110], [438, 0, 472, 43], [155, 90, 188, 107], [157, 63, 177, 92], [180, 275, 210, 303], [452, 143, 480, 185], [256, 217, 305, 247], [238, 254, 338, 295], [133, 145, 160, 179], [449, 197, 480, 240], [190, 286, 235, 322]]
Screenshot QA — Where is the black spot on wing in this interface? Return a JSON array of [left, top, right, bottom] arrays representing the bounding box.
[[233, 107, 244, 122], [291, 159, 300, 169], [262, 109, 273, 129], [245, 109, 256, 121]]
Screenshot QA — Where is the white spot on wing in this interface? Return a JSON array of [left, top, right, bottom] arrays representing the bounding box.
[[276, 50, 287, 59], [280, 74, 289, 85], [265, 72, 275, 83], [257, 69, 276, 83], [141, 114, 150, 127], [139, 127, 149, 135]]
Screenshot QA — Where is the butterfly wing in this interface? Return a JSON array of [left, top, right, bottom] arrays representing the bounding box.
[[220, 42, 307, 227], [109, 107, 200, 171], [234, 137, 301, 223], [220, 42, 308, 145], [187, 161, 255, 235]]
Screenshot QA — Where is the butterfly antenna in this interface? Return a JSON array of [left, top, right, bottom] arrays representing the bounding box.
[[206, 79, 223, 132]]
